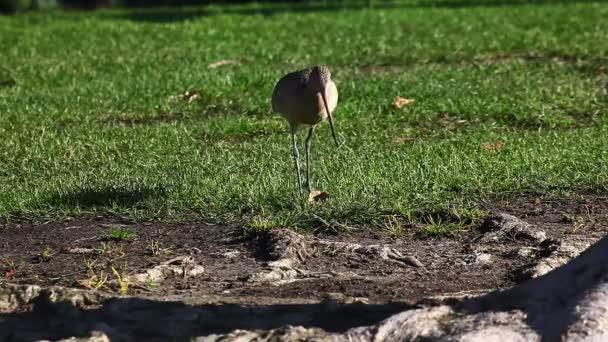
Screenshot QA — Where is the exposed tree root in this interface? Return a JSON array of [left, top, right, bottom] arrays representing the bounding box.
[[314, 240, 424, 268], [477, 212, 546, 243], [254, 228, 422, 268], [517, 237, 594, 280], [205, 234, 608, 341], [254, 228, 311, 265], [245, 228, 423, 286], [246, 267, 361, 285]]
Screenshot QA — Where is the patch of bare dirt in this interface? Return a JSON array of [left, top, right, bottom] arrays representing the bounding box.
[[1, 195, 607, 303], [0, 195, 607, 340]]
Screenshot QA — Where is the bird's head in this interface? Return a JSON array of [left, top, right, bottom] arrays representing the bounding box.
[[308, 65, 331, 93], [308, 65, 338, 147]]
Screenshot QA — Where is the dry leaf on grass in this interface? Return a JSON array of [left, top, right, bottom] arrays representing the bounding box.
[[393, 96, 415, 109], [393, 136, 416, 144], [169, 89, 201, 104], [308, 191, 329, 203], [534, 196, 542, 205], [208, 60, 240, 69], [480, 141, 505, 152]]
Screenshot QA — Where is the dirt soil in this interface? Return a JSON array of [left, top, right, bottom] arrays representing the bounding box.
[[1, 194, 607, 339]]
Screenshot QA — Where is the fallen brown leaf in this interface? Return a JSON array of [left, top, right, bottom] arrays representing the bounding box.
[[308, 191, 329, 203], [480, 141, 505, 152], [393, 136, 416, 144], [393, 96, 415, 109], [534, 196, 542, 205]]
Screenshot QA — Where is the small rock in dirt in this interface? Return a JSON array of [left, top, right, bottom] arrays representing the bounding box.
[[508, 246, 537, 258], [321, 292, 369, 306], [267, 258, 296, 268], [479, 213, 546, 243], [189, 247, 203, 255], [220, 250, 240, 259], [62, 247, 99, 255], [475, 253, 494, 265], [128, 256, 205, 284]]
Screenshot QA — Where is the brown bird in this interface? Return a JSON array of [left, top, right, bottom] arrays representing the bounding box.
[[271, 64, 339, 194]]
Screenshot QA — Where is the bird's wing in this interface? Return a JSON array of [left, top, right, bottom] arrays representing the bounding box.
[[271, 72, 301, 114]]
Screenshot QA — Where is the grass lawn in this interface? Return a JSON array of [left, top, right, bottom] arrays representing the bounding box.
[[0, 0, 607, 230]]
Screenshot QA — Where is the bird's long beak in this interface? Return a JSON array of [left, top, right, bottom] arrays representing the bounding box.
[[321, 91, 339, 147]]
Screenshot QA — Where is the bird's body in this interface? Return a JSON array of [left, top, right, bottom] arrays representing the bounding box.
[[272, 69, 338, 128], [271, 65, 340, 194]]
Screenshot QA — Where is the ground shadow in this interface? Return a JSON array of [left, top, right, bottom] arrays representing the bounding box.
[[103, 0, 608, 23], [0, 290, 412, 340], [0, 67, 16, 88], [448, 235, 608, 342], [46, 186, 166, 208], [0, 79, 16, 88]]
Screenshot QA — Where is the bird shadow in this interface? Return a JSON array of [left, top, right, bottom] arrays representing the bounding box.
[[0, 289, 412, 340], [103, 0, 608, 23], [46, 185, 167, 209]]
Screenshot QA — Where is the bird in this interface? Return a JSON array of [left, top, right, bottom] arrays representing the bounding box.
[[271, 64, 339, 195]]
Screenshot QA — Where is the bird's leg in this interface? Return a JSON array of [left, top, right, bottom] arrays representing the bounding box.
[[304, 127, 315, 193], [291, 130, 304, 194]]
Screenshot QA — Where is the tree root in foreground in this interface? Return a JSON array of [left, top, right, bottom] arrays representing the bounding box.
[[216, 234, 608, 341]]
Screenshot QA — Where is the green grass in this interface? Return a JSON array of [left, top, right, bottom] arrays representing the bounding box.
[[0, 1, 607, 230], [105, 226, 135, 241]]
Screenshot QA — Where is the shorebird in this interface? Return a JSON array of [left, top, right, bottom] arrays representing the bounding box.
[[271, 64, 339, 194]]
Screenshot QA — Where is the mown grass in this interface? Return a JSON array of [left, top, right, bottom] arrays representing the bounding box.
[[0, 0, 607, 230]]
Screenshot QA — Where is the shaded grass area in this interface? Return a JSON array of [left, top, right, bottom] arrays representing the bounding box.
[[0, 1, 607, 230]]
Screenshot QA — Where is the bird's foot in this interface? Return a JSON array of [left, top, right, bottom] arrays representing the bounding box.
[[304, 182, 313, 194]]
